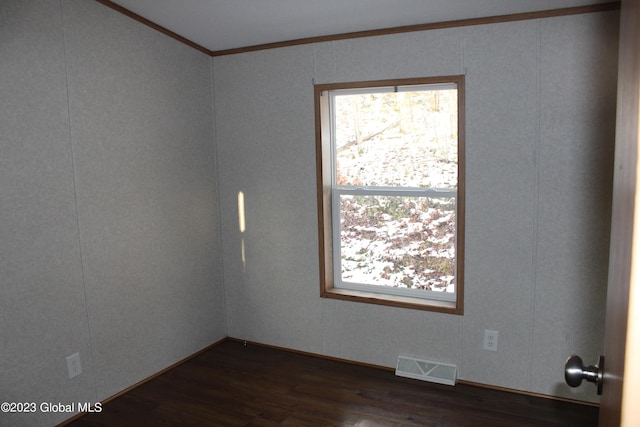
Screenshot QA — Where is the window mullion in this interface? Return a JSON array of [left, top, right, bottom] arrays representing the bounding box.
[[335, 187, 456, 198]]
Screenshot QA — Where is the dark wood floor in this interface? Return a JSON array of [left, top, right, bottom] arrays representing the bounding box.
[[64, 340, 597, 427]]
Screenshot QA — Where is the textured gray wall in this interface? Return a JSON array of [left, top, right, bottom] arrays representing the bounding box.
[[1, 2, 92, 426], [214, 11, 618, 403], [0, 1, 225, 426], [0, 2, 619, 426]]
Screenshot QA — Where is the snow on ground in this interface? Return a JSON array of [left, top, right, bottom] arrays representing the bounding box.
[[337, 139, 457, 292], [334, 93, 459, 293]]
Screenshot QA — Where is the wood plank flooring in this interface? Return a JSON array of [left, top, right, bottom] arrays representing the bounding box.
[[64, 340, 598, 427]]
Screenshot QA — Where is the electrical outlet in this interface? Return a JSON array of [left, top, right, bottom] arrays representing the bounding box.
[[483, 330, 498, 351], [66, 353, 82, 379]]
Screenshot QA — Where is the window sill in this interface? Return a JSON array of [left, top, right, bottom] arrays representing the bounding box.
[[321, 286, 463, 315]]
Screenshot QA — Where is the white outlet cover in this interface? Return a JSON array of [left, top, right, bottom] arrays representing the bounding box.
[[483, 330, 499, 351], [66, 353, 82, 378]]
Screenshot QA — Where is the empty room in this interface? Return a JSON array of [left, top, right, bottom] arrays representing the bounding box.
[[2, 0, 639, 426]]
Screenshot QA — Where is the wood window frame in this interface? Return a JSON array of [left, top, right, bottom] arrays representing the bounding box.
[[314, 76, 465, 314]]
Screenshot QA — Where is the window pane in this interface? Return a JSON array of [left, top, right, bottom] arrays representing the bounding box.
[[334, 89, 457, 188], [339, 194, 456, 293]]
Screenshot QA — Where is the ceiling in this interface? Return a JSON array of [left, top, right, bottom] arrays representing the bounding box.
[[109, 0, 613, 53]]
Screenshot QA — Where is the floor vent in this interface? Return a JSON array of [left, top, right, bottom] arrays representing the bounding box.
[[395, 356, 457, 386]]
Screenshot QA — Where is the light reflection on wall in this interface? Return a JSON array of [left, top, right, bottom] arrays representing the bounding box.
[[238, 191, 246, 271]]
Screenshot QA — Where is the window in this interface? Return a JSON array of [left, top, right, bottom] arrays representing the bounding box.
[[315, 76, 464, 313]]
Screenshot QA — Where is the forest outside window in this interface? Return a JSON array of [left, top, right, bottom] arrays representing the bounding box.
[[315, 76, 465, 314]]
